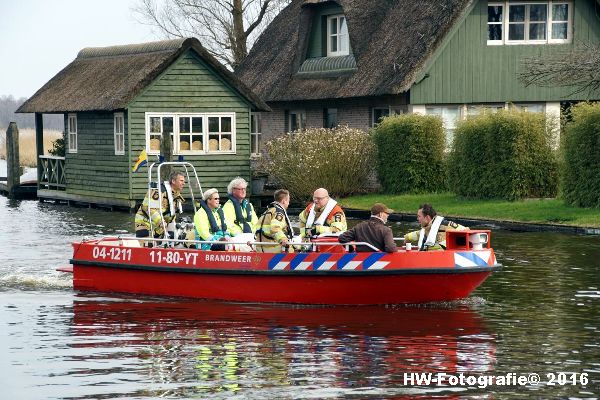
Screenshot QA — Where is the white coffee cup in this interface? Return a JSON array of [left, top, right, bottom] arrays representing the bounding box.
[[405, 242, 412, 251]]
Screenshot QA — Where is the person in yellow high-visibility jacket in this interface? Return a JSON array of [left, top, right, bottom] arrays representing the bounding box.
[[135, 171, 185, 241], [222, 177, 258, 237], [255, 189, 294, 253], [404, 203, 467, 251], [193, 188, 231, 251]]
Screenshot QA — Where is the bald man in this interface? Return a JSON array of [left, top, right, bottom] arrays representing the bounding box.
[[299, 188, 347, 239]]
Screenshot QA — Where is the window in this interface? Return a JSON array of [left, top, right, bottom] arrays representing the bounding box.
[[114, 113, 125, 155], [324, 108, 338, 128], [208, 115, 233, 152], [67, 113, 77, 153], [466, 104, 505, 116], [426, 106, 461, 146], [179, 116, 204, 152], [372, 107, 390, 126], [327, 14, 349, 56], [148, 115, 173, 152], [488, 4, 504, 42], [514, 103, 545, 113], [250, 113, 261, 156], [145, 112, 236, 155], [487, 1, 571, 45], [550, 3, 569, 40], [288, 110, 306, 132]]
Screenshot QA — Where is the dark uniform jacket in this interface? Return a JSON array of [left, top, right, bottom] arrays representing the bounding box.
[[338, 217, 398, 253]]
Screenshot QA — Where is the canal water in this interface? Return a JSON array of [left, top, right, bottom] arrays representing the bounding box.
[[0, 196, 598, 399]]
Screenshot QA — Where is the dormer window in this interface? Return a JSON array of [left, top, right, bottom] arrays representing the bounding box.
[[327, 14, 349, 56]]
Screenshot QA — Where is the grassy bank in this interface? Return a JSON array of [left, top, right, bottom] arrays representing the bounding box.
[[339, 192, 600, 228], [0, 128, 63, 167]]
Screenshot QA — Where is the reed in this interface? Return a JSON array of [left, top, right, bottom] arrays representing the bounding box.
[[0, 128, 63, 167]]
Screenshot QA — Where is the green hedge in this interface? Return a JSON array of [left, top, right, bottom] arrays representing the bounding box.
[[372, 114, 446, 193], [561, 102, 600, 208], [264, 126, 375, 198], [448, 109, 558, 200]]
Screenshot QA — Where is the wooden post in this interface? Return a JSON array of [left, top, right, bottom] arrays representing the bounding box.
[[35, 113, 44, 187], [160, 132, 173, 182], [6, 122, 20, 197]]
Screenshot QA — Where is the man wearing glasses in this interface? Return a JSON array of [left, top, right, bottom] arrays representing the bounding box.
[[299, 187, 347, 239], [222, 177, 259, 237]]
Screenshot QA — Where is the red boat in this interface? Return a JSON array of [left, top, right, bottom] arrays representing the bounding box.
[[62, 228, 501, 305], [61, 162, 501, 305]]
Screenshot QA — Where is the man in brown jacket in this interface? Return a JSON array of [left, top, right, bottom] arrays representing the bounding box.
[[338, 203, 398, 253]]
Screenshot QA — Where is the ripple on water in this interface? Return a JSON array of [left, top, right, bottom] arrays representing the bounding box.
[[1, 196, 600, 399]]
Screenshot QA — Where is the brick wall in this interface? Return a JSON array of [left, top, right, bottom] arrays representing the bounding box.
[[257, 94, 408, 143]]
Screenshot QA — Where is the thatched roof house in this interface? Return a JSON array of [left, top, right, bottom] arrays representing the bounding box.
[[19, 38, 268, 113], [236, 0, 600, 145], [236, 0, 472, 102], [18, 38, 269, 208]]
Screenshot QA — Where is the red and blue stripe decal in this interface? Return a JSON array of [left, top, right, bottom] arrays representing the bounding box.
[[268, 252, 389, 271], [454, 250, 495, 267]]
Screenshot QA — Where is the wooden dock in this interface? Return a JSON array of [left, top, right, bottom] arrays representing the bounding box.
[[0, 177, 38, 199]]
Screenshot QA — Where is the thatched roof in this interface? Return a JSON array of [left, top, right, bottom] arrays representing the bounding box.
[[18, 38, 269, 113], [236, 0, 474, 102]]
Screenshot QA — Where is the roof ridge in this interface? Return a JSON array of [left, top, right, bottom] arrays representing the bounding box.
[[77, 38, 187, 59]]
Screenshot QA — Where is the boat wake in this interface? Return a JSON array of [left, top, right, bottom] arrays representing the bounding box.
[[0, 272, 73, 291], [385, 296, 487, 309]]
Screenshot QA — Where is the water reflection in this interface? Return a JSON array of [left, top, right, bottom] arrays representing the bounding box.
[[2, 197, 600, 398], [68, 297, 496, 398]]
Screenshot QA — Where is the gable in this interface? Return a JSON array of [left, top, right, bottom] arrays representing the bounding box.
[[410, 0, 600, 104], [131, 49, 251, 109]]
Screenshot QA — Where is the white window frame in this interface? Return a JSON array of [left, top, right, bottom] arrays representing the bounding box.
[[425, 106, 462, 148], [513, 103, 546, 113], [145, 112, 236, 155], [327, 14, 349, 57], [67, 113, 77, 153], [466, 104, 506, 116], [372, 107, 391, 127], [250, 113, 261, 156], [487, 1, 572, 45], [487, 3, 505, 45], [288, 110, 306, 133], [114, 112, 125, 155]]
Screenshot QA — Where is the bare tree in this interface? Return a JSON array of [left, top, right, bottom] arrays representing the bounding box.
[[519, 43, 600, 95], [133, 0, 290, 69]]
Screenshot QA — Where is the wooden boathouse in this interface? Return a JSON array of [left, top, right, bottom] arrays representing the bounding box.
[[16, 38, 269, 209]]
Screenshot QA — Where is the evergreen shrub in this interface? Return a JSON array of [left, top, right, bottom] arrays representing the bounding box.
[[371, 114, 446, 193], [264, 126, 375, 198], [448, 109, 558, 200], [48, 136, 65, 157], [561, 102, 600, 207]]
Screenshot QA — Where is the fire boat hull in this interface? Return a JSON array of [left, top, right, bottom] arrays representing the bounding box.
[[69, 236, 501, 305], [73, 265, 493, 305]]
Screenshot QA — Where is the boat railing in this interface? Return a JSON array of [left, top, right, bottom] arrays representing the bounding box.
[[146, 161, 203, 238], [88, 236, 381, 252]]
